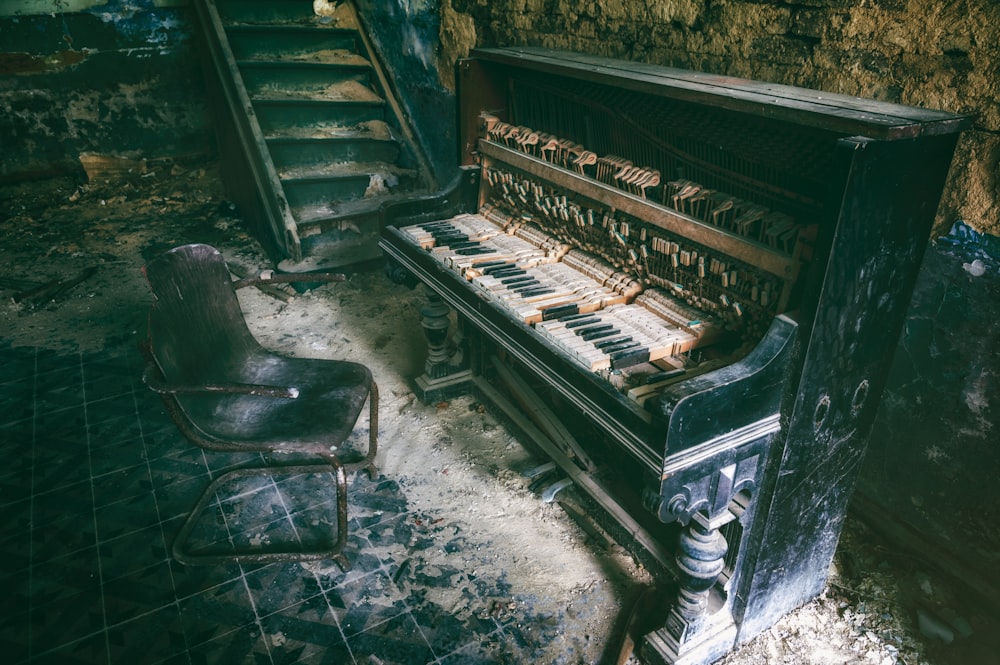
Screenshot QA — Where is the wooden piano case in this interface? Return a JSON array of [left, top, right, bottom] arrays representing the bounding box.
[[380, 47, 970, 665]]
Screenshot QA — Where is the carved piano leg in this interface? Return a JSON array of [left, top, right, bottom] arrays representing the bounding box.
[[642, 516, 738, 665], [642, 450, 768, 665], [413, 288, 472, 402]]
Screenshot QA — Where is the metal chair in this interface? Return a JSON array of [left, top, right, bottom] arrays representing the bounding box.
[[141, 243, 378, 570]]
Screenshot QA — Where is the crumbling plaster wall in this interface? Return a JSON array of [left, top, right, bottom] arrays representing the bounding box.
[[430, 0, 999, 236], [0, 0, 209, 181]]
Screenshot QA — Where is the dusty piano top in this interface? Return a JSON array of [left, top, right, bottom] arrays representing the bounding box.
[[469, 47, 973, 140]]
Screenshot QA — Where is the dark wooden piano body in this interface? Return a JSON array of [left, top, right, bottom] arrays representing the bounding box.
[[379, 47, 970, 664]]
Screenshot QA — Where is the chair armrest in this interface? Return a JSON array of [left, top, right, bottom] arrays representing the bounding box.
[[232, 270, 346, 290], [143, 362, 300, 399]]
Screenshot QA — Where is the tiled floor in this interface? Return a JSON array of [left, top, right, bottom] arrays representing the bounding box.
[[0, 340, 561, 664]]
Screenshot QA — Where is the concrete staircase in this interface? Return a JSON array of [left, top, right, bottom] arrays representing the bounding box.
[[193, 0, 434, 271]]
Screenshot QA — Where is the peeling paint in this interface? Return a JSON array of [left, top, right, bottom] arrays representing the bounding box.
[[0, 3, 207, 181], [0, 48, 87, 73]]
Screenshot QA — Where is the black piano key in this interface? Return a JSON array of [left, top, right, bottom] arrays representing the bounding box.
[[492, 271, 524, 280], [455, 247, 497, 256], [482, 262, 517, 274], [444, 240, 480, 250], [601, 340, 641, 355], [501, 275, 535, 286], [580, 325, 619, 341], [518, 287, 555, 298], [575, 322, 613, 336], [565, 316, 601, 329], [430, 232, 469, 242], [560, 312, 599, 324], [541, 303, 579, 320], [594, 335, 632, 350], [610, 347, 651, 369], [511, 280, 543, 292]]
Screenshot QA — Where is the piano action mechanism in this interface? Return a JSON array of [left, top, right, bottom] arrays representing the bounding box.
[[379, 47, 970, 665]]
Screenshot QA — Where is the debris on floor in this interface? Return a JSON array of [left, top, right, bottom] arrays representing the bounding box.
[[1, 158, 996, 664]]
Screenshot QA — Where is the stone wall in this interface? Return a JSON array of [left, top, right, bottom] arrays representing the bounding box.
[[435, 0, 999, 236]]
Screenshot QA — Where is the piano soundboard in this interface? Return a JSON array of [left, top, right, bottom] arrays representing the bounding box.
[[394, 110, 801, 402]]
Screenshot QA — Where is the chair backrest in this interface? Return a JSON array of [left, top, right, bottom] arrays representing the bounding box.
[[143, 244, 259, 386]]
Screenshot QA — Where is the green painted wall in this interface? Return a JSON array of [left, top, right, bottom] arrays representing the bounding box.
[[0, 0, 187, 17], [0, 0, 208, 181]]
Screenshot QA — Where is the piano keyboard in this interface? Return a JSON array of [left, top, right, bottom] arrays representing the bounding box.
[[535, 304, 699, 371], [471, 261, 627, 325], [398, 214, 721, 373]]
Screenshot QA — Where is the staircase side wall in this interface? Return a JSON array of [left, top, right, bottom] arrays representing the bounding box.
[[352, 0, 459, 188]]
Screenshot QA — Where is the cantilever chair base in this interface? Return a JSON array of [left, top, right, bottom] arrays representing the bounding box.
[[172, 462, 350, 571]]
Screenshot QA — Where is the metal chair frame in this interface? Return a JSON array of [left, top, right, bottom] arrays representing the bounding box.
[[142, 243, 378, 570]]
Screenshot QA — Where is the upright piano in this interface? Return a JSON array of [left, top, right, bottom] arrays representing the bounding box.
[[379, 47, 970, 665]]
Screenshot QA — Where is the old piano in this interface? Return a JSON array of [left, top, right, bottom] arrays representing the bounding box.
[[379, 47, 970, 664]]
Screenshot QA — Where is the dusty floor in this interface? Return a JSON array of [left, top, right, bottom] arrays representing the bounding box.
[[0, 159, 993, 664]]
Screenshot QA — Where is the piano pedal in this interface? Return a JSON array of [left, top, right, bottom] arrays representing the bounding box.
[[541, 477, 573, 503], [527, 467, 562, 494], [522, 461, 557, 479]]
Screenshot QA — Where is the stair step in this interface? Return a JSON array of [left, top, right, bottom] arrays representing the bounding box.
[[281, 212, 385, 272], [267, 135, 401, 170], [215, 0, 322, 25], [292, 199, 381, 227], [280, 162, 419, 209], [264, 119, 394, 141], [292, 190, 425, 228], [266, 120, 402, 169], [238, 49, 370, 66], [252, 80, 383, 103], [253, 97, 387, 131], [225, 25, 360, 61], [240, 60, 373, 96]]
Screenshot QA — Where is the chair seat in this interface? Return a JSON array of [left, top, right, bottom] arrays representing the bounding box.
[[174, 351, 372, 451]]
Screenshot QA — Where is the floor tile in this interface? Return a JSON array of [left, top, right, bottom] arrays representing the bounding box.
[[257, 607, 354, 665], [0, 342, 611, 664], [106, 604, 188, 664], [346, 612, 434, 665], [101, 559, 177, 626]]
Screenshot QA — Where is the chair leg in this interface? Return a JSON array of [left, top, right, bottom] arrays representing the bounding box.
[[172, 460, 350, 571], [345, 380, 379, 480]]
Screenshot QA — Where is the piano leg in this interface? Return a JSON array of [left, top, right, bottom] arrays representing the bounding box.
[[413, 288, 473, 402], [641, 517, 739, 665], [641, 450, 768, 665]]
